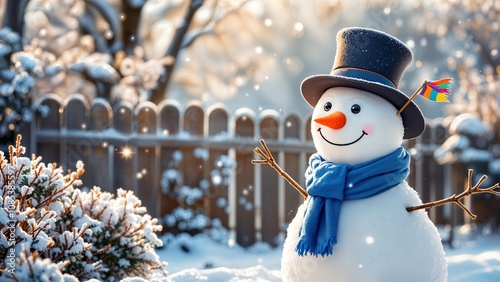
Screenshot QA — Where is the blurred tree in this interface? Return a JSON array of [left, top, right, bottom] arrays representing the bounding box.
[[422, 0, 500, 231], [0, 0, 348, 107], [1, 0, 496, 148], [420, 0, 499, 180]]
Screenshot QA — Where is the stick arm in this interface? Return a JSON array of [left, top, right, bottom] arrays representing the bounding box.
[[407, 169, 500, 219], [251, 139, 308, 199]]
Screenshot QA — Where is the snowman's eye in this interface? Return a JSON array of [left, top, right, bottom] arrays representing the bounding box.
[[324, 102, 332, 112], [351, 104, 361, 114]]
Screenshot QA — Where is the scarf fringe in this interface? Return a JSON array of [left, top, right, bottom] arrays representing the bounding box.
[[295, 236, 337, 257]]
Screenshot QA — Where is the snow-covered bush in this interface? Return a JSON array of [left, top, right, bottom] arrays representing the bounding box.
[[435, 114, 499, 182], [163, 207, 212, 235], [0, 28, 48, 148], [160, 151, 231, 243], [4, 246, 78, 282], [0, 135, 166, 281], [72, 187, 165, 281]]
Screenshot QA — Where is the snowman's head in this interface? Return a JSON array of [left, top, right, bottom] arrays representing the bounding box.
[[311, 87, 404, 165]]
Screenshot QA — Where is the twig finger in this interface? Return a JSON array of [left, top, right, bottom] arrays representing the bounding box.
[[251, 160, 268, 165], [472, 174, 488, 190], [253, 148, 267, 160], [455, 199, 476, 219], [260, 139, 272, 158]]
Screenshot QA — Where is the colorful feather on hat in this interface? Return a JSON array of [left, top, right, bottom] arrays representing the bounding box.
[[419, 78, 452, 102]]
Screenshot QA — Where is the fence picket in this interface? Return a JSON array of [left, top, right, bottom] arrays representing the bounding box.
[[284, 114, 304, 229], [113, 101, 134, 134], [259, 116, 280, 246], [159, 102, 180, 136], [207, 107, 230, 230], [88, 99, 113, 191], [62, 95, 91, 184], [36, 94, 62, 165]]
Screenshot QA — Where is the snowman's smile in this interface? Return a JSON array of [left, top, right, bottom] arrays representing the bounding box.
[[317, 128, 368, 146]]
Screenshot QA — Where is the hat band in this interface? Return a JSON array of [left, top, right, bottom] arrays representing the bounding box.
[[331, 68, 397, 88]]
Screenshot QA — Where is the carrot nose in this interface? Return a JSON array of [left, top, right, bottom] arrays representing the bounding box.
[[314, 111, 346, 129]]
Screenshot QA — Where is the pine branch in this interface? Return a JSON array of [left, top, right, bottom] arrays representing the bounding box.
[[251, 139, 308, 199], [407, 169, 500, 219]]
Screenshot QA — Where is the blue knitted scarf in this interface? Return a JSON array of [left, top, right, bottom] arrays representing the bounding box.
[[295, 147, 410, 257]]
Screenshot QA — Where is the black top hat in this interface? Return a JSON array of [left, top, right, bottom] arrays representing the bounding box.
[[301, 27, 425, 139]]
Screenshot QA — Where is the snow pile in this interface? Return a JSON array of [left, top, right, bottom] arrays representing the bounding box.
[[446, 232, 500, 282], [449, 113, 489, 136], [0, 135, 166, 281], [170, 265, 280, 282], [158, 233, 281, 281]]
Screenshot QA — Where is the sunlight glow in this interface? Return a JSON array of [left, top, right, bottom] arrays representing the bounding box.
[[121, 146, 133, 159]]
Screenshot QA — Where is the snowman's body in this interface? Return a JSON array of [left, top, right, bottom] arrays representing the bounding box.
[[282, 181, 447, 282]]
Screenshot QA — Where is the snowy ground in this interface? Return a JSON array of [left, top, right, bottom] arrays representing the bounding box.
[[157, 228, 500, 281]]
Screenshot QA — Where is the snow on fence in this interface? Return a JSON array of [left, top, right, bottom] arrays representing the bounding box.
[[32, 93, 466, 247]]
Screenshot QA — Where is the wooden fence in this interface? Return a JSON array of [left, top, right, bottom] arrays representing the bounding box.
[[30, 93, 475, 247]]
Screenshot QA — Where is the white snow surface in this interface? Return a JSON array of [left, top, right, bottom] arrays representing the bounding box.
[[449, 114, 489, 136], [158, 230, 500, 282]]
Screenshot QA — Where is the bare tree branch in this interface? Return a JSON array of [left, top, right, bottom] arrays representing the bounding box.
[[150, 0, 259, 103], [181, 0, 254, 48], [151, 0, 205, 104], [2, 0, 30, 36], [85, 0, 124, 53]]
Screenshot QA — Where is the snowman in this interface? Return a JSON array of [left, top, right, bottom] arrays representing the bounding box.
[[256, 27, 448, 281]]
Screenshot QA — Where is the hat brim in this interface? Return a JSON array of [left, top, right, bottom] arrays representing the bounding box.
[[301, 74, 425, 139]]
